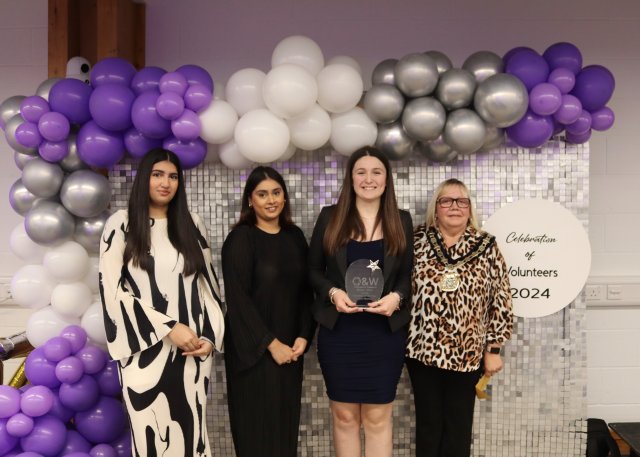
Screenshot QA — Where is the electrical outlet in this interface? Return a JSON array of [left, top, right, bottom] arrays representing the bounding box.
[[585, 284, 604, 301]]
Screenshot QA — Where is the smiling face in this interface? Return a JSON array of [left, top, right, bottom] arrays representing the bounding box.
[[250, 178, 285, 228], [435, 184, 471, 234], [352, 155, 387, 203], [148, 160, 179, 215]]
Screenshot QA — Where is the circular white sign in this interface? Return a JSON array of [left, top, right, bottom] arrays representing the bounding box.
[[483, 199, 591, 318]]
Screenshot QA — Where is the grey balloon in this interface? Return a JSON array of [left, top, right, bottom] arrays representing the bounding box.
[[36, 77, 63, 101], [435, 69, 477, 110], [0, 95, 25, 130], [443, 109, 487, 154], [371, 59, 399, 86], [60, 133, 88, 172], [4, 114, 37, 155], [394, 53, 439, 98], [401, 97, 446, 141], [363, 84, 405, 124], [474, 74, 528, 128], [480, 125, 505, 151], [375, 121, 415, 161], [425, 50, 453, 75], [9, 179, 38, 215], [14, 151, 38, 170], [22, 158, 65, 198], [25, 200, 75, 246], [60, 169, 112, 218], [75, 210, 111, 253], [462, 51, 504, 83], [416, 136, 458, 163]]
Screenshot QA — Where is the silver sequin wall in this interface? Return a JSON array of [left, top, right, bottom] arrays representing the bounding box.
[[108, 141, 588, 456]]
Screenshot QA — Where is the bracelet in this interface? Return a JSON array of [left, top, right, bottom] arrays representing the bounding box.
[[328, 287, 340, 305]]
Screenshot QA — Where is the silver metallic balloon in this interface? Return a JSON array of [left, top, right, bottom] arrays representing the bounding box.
[[22, 158, 65, 198], [435, 69, 477, 110], [9, 179, 38, 215], [25, 200, 75, 246], [394, 53, 439, 98], [14, 151, 38, 170], [375, 121, 415, 160], [474, 74, 528, 128], [462, 51, 504, 83], [443, 109, 487, 154], [480, 124, 505, 151], [425, 51, 453, 75], [363, 84, 405, 124], [401, 97, 446, 141], [416, 135, 458, 163], [371, 59, 399, 86], [4, 114, 37, 155], [74, 210, 111, 253], [60, 169, 112, 218], [59, 133, 88, 172], [0, 95, 25, 130], [36, 77, 63, 101]]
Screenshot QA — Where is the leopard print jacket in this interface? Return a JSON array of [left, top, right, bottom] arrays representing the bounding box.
[[406, 224, 513, 372]]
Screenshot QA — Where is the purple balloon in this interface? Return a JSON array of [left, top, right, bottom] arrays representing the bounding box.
[[49, 79, 93, 125], [20, 414, 67, 456], [0, 386, 22, 419], [155, 91, 185, 120], [43, 336, 73, 362], [548, 68, 576, 94], [565, 109, 592, 135], [39, 140, 69, 163], [183, 84, 212, 112], [15, 453, 45, 457], [171, 109, 201, 141], [65, 454, 92, 457], [38, 111, 70, 142], [503, 46, 536, 66], [20, 96, 50, 123], [75, 397, 126, 444], [505, 48, 550, 91], [24, 347, 61, 389], [131, 66, 167, 95], [95, 360, 122, 397], [15, 122, 42, 148], [55, 356, 85, 384], [542, 42, 583, 75], [529, 83, 562, 116], [566, 129, 592, 144], [48, 389, 73, 422], [76, 346, 107, 375], [6, 412, 34, 437], [159, 72, 189, 96], [176, 64, 214, 92], [60, 326, 88, 353], [109, 430, 131, 457], [90, 58, 137, 88], [90, 444, 117, 457], [59, 375, 100, 412], [163, 136, 207, 169], [553, 94, 583, 125], [62, 430, 92, 455], [590, 106, 615, 131], [506, 109, 554, 148], [571, 65, 615, 112], [77, 121, 125, 169], [0, 419, 19, 455], [131, 91, 172, 139], [89, 84, 135, 131], [20, 386, 54, 418], [123, 128, 162, 159]]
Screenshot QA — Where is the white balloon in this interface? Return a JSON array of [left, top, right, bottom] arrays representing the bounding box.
[[330, 107, 378, 157], [81, 302, 107, 345], [327, 55, 362, 76], [277, 143, 298, 161], [262, 64, 318, 119], [11, 265, 55, 309], [26, 306, 80, 347], [219, 139, 253, 170], [235, 109, 291, 163], [9, 223, 48, 263], [317, 64, 364, 114], [271, 35, 325, 76], [225, 68, 266, 116], [51, 282, 93, 317], [84, 256, 100, 294], [198, 99, 238, 145], [287, 103, 331, 151], [43, 241, 90, 282]]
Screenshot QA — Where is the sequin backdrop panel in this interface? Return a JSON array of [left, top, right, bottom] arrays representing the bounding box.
[[110, 142, 588, 456]]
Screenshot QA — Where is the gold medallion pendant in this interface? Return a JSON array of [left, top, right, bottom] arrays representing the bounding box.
[[439, 268, 461, 292]]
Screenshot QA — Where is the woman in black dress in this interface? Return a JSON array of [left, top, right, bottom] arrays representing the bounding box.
[[308, 146, 413, 457], [221, 166, 315, 457]]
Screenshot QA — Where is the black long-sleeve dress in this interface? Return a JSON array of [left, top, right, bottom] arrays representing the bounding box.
[[221, 224, 315, 457]]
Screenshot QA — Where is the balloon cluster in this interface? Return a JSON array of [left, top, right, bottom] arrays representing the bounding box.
[[504, 42, 615, 147], [363, 50, 528, 162], [0, 326, 129, 457]]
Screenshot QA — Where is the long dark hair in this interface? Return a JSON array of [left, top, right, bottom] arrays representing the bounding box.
[[123, 148, 206, 276], [234, 166, 294, 228], [323, 146, 406, 256]]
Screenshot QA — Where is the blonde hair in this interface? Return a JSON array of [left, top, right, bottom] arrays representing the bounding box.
[[425, 178, 479, 230]]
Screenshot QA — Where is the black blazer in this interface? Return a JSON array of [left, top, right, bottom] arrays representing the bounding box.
[[308, 205, 413, 332]]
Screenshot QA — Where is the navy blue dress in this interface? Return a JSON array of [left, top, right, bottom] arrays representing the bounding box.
[[317, 239, 407, 404]]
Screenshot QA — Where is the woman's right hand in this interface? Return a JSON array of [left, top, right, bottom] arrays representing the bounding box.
[[168, 323, 200, 352], [268, 338, 294, 365], [331, 289, 360, 313]]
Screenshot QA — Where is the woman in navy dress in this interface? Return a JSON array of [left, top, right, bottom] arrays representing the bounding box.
[[309, 146, 413, 457]]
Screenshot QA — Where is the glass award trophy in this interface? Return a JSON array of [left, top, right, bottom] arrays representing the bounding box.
[[345, 259, 384, 308]]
